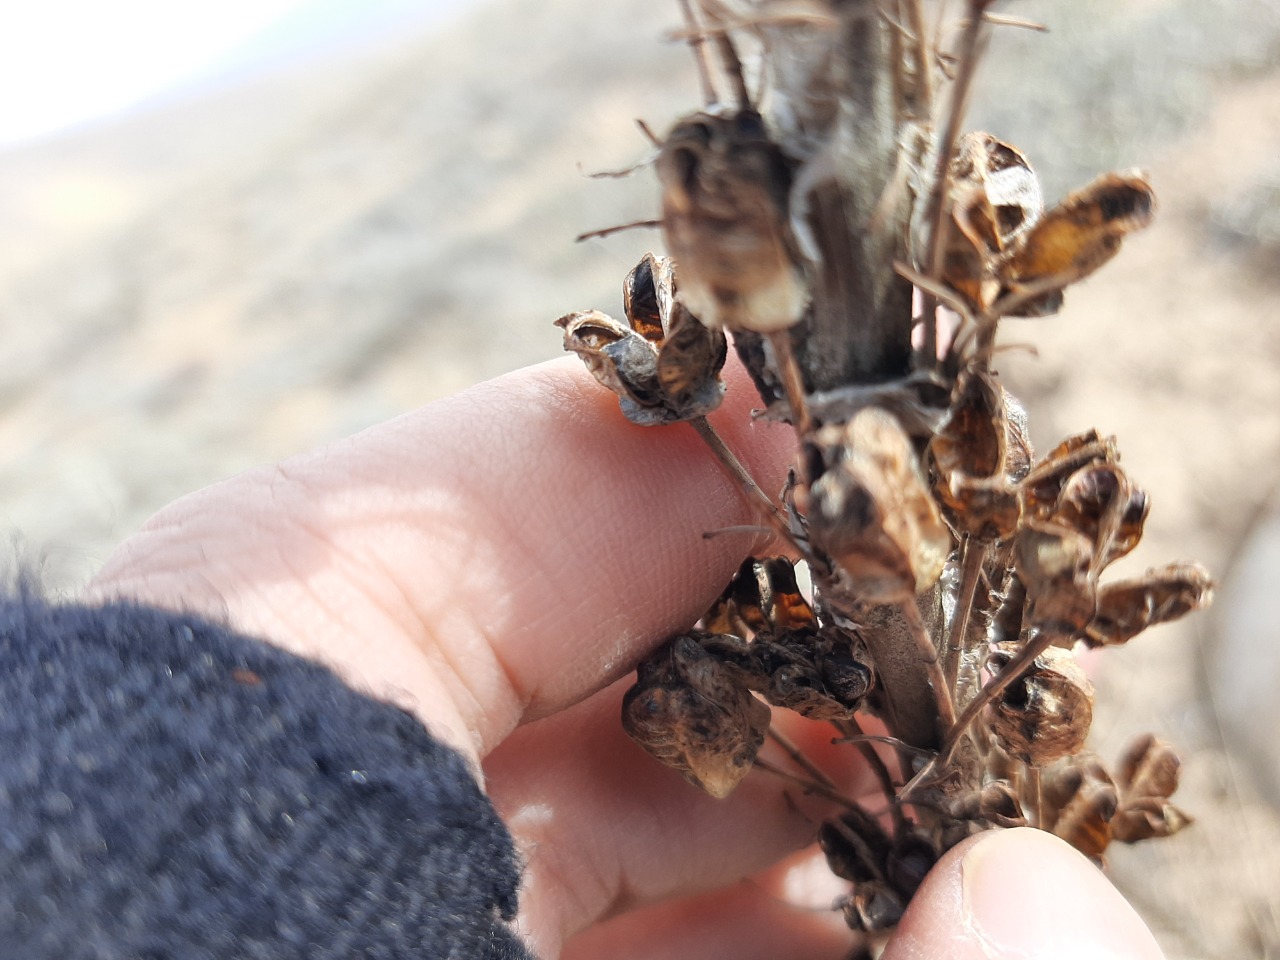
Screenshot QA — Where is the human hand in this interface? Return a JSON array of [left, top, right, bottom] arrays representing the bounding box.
[[89, 358, 1167, 959]]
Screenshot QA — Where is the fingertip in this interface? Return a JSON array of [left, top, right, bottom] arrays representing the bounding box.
[[884, 828, 1165, 960]]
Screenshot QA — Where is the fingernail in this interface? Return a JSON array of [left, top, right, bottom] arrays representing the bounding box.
[[962, 828, 1166, 960]]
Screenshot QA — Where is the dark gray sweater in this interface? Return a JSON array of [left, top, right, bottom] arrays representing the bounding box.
[[0, 592, 536, 959]]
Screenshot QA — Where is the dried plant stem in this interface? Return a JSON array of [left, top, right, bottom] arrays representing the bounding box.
[[942, 538, 986, 689], [767, 332, 813, 435], [1026, 766, 1044, 829], [574, 218, 663, 242], [917, 0, 993, 368], [902, 0, 934, 114], [836, 717, 907, 831], [768, 725, 839, 791], [753, 756, 858, 810], [902, 627, 1060, 799], [676, 0, 717, 106], [899, 597, 957, 731], [689, 417, 789, 538]]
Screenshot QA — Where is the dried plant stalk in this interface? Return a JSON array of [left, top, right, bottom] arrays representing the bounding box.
[[557, 0, 1214, 946]]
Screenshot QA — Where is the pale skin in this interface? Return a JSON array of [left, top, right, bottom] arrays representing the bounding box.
[[90, 357, 1168, 960]]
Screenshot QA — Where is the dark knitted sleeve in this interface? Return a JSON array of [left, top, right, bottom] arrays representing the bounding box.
[[0, 591, 536, 960]]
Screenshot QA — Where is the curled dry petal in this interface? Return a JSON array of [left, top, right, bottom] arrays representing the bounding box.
[[556, 253, 727, 425], [621, 633, 769, 798], [657, 109, 807, 332], [1086, 561, 1215, 647], [987, 645, 1094, 766], [807, 408, 952, 603]]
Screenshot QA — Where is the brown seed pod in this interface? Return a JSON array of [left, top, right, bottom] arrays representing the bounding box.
[[1042, 754, 1119, 860], [1111, 734, 1192, 843], [939, 132, 1044, 313], [987, 645, 1094, 765], [998, 171, 1156, 313], [1013, 519, 1097, 633], [840, 882, 907, 933], [1085, 561, 1215, 647], [621, 632, 769, 798], [806, 407, 952, 603], [1051, 462, 1147, 569], [556, 253, 727, 425], [657, 109, 807, 332], [1020, 430, 1119, 520], [929, 369, 1021, 540], [752, 628, 872, 720]]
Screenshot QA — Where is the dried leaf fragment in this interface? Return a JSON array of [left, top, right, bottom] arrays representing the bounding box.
[[556, 253, 727, 425], [622, 632, 769, 798]]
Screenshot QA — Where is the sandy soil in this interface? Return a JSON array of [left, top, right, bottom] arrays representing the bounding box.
[[0, 0, 1277, 956]]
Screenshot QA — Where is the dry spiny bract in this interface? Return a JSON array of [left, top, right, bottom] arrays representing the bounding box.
[[558, 0, 1214, 947]]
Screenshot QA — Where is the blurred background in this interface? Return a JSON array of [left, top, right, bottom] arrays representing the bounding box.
[[1, 0, 1277, 955]]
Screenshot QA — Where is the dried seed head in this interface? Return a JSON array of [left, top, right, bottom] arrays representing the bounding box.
[[621, 633, 769, 798], [1111, 734, 1192, 843], [987, 644, 1094, 765], [979, 780, 1028, 828], [999, 171, 1156, 313], [1086, 561, 1215, 647], [886, 830, 939, 900], [753, 629, 872, 720], [657, 109, 808, 332], [1052, 462, 1146, 568], [1020, 430, 1119, 520], [1042, 754, 1119, 860], [840, 882, 906, 933], [1013, 519, 1097, 632], [556, 253, 727, 425], [807, 408, 952, 603], [939, 132, 1043, 313], [929, 370, 1021, 540], [820, 809, 892, 885]]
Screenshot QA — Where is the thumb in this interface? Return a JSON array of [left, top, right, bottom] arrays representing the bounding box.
[[883, 827, 1165, 960]]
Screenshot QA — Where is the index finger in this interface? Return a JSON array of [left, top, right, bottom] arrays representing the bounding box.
[[91, 356, 796, 760]]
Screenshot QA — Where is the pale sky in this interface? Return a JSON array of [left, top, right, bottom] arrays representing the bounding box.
[[0, 0, 448, 146]]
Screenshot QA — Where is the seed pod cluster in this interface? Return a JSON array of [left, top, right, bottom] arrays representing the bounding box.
[[558, 0, 1214, 947]]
